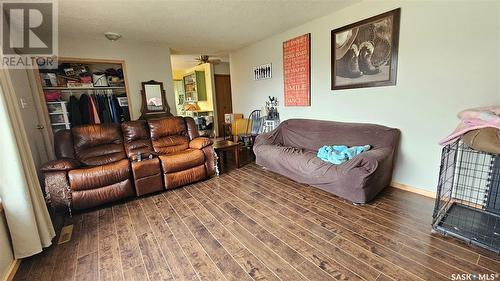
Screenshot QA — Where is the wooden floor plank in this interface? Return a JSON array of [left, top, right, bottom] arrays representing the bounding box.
[[137, 232, 174, 281], [244, 165, 486, 263], [174, 187, 282, 281], [112, 204, 149, 281], [241, 166, 494, 270], [50, 214, 83, 281], [211, 178, 369, 281], [123, 265, 149, 281], [218, 175, 421, 281], [239, 166, 491, 276], [195, 181, 336, 281], [166, 192, 254, 281], [140, 196, 200, 281], [77, 211, 99, 258], [153, 193, 227, 281], [248, 165, 499, 266], [126, 199, 174, 281], [14, 164, 500, 281], [75, 251, 98, 281], [230, 170, 446, 281], [98, 209, 124, 281], [188, 186, 309, 281]]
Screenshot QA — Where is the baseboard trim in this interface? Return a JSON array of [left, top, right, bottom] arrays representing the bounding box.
[[390, 181, 436, 198], [3, 259, 20, 281]]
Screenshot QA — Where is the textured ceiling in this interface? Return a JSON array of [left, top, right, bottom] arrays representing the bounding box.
[[170, 54, 229, 70], [59, 0, 358, 54]]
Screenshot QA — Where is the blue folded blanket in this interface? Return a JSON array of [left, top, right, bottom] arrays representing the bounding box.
[[317, 145, 371, 164]]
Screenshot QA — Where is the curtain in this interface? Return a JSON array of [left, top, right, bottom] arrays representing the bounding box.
[[0, 69, 55, 259]]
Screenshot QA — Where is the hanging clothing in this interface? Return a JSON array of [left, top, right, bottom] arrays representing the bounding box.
[[111, 96, 122, 123], [98, 95, 112, 123], [67, 95, 81, 126], [87, 96, 94, 124], [79, 94, 91, 124], [88, 95, 101, 124]]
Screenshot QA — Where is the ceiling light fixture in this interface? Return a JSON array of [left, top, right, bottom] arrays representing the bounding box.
[[104, 32, 122, 41]]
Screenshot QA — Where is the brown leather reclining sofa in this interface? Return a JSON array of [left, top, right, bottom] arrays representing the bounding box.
[[41, 116, 215, 210]]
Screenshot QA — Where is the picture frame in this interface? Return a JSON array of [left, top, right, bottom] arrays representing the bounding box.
[[253, 63, 272, 80], [331, 8, 401, 90], [283, 33, 311, 106]]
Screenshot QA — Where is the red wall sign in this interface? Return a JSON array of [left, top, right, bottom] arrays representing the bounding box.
[[283, 33, 311, 106]]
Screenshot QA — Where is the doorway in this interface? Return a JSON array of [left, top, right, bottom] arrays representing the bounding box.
[[214, 74, 232, 137], [1, 68, 52, 176]]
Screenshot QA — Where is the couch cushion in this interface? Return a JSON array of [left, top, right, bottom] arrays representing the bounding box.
[[122, 120, 150, 142], [71, 179, 134, 210], [163, 164, 206, 189], [72, 124, 126, 166], [148, 117, 190, 154], [279, 119, 399, 152], [159, 149, 205, 173], [148, 117, 187, 138], [152, 135, 189, 154], [68, 159, 130, 191], [121, 120, 154, 157]]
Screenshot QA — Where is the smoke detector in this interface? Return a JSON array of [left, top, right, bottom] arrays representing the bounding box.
[[104, 32, 122, 41]]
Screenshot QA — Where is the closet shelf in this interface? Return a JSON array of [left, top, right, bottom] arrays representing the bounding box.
[[43, 86, 126, 91]]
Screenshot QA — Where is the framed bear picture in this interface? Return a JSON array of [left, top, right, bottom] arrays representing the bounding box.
[[331, 8, 400, 90]]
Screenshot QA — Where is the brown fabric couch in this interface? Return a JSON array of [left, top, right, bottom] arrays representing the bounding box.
[[253, 119, 400, 203], [41, 117, 215, 211]]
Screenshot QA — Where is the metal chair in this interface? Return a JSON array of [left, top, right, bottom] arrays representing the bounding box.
[[238, 110, 263, 156]]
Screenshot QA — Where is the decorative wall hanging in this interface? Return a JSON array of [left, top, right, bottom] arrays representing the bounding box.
[[253, 63, 272, 80], [283, 33, 311, 106], [331, 8, 400, 90]]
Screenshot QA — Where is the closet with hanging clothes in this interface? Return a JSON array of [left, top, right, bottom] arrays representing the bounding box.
[[35, 58, 132, 144]]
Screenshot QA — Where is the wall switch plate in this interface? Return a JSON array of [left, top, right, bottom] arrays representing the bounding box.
[[19, 98, 29, 109]]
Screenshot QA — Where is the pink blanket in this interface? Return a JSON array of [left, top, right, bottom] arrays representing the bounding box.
[[439, 106, 500, 146]]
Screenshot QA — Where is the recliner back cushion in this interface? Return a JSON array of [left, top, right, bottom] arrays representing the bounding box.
[[121, 120, 153, 158], [72, 124, 126, 166], [54, 129, 75, 159], [148, 117, 189, 154]]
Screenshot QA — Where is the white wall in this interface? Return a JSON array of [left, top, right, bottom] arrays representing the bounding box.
[[0, 208, 14, 280], [214, 62, 230, 75], [229, 0, 500, 192], [59, 37, 176, 118]]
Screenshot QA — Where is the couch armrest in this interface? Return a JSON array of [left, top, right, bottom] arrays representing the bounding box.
[[341, 147, 395, 179], [41, 158, 81, 172], [254, 131, 277, 147], [189, 137, 213, 149]]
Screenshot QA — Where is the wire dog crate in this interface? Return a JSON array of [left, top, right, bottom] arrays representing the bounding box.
[[432, 140, 499, 254]]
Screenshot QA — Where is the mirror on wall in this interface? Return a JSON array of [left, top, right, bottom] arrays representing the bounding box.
[[144, 83, 163, 111], [140, 80, 172, 120]]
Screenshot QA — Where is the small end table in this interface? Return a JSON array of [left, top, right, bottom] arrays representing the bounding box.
[[213, 140, 241, 173]]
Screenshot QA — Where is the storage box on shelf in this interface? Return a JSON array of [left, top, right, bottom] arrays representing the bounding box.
[[46, 101, 70, 132]]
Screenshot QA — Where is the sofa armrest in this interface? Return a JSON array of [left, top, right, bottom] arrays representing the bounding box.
[[341, 147, 395, 181], [41, 158, 81, 173], [254, 131, 279, 147], [189, 137, 213, 149]]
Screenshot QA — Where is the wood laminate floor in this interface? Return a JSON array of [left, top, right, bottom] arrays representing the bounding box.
[[14, 163, 500, 281]]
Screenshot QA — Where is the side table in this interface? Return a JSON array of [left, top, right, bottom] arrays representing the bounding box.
[[213, 140, 241, 173]]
